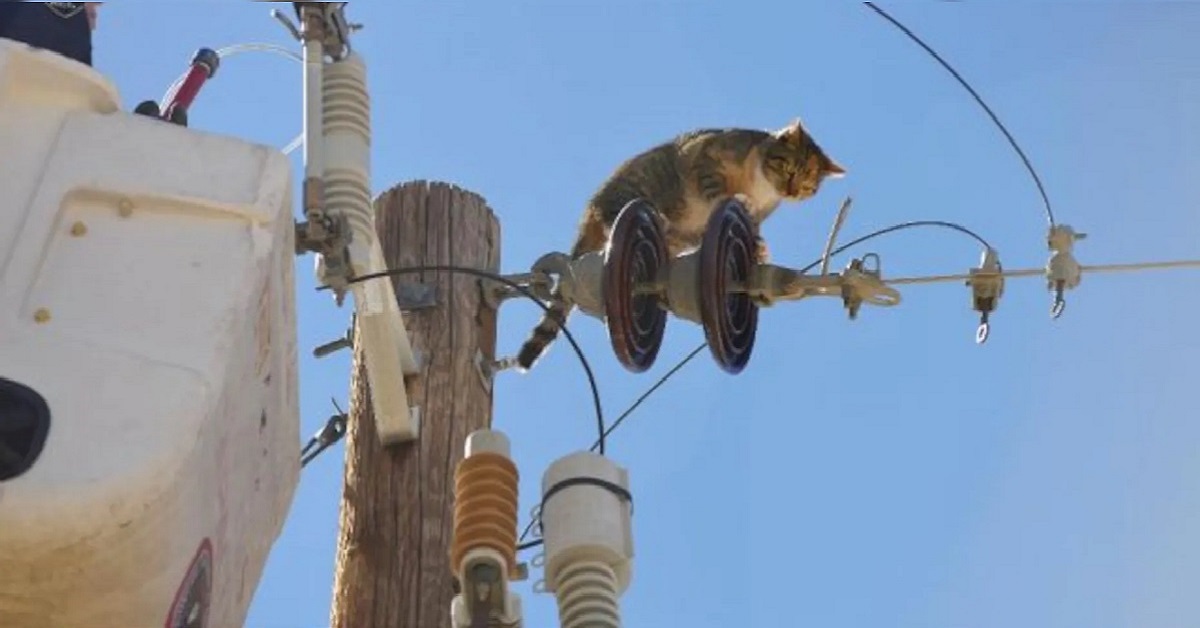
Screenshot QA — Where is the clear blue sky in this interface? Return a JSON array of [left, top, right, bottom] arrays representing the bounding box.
[[94, 3, 1200, 627]]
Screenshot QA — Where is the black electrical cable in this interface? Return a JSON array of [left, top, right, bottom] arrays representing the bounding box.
[[863, 1, 1058, 228], [320, 265, 609, 455], [513, 218, 996, 553], [514, 342, 708, 551], [800, 219, 994, 273], [589, 343, 707, 453]]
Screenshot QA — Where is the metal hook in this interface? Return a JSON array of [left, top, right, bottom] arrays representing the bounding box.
[[1051, 282, 1066, 319], [860, 252, 883, 276], [300, 409, 348, 467]]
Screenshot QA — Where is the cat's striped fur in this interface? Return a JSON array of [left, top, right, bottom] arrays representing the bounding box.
[[516, 118, 845, 372]]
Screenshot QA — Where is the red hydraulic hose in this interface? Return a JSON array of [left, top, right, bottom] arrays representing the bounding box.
[[160, 47, 220, 125]]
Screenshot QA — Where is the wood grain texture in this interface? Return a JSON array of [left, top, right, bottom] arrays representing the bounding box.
[[330, 181, 500, 628]]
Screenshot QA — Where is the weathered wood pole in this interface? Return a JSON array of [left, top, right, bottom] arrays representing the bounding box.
[[330, 180, 501, 628]]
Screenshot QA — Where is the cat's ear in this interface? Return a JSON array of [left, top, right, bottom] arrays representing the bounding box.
[[774, 118, 808, 144], [823, 157, 847, 179]]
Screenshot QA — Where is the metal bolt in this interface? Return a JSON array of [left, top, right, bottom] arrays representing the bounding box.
[[70, 221, 87, 237], [33, 308, 51, 323], [117, 198, 133, 217], [313, 336, 352, 358]]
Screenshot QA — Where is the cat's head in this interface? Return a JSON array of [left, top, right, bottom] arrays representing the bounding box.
[[762, 118, 846, 200]]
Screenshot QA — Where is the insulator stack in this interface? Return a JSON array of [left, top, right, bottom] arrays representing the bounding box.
[[451, 431, 520, 577], [449, 431, 523, 628], [320, 52, 373, 274], [555, 560, 622, 628], [541, 451, 634, 628]]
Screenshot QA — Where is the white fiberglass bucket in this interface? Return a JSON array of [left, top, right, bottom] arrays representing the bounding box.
[[0, 40, 300, 627]]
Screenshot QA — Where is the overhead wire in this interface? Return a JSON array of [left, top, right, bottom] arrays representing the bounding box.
[[862, 1, 1057, 228], [799, 219, 994, 273], [542, 0, 1041, 467], [514, 217, 993, 552], [546, 0, 1046, 477], [588, 343, 708, 453], [321, 265, 609, 456], [514, 342, 708, 551], [311, 1, 1053, 560]]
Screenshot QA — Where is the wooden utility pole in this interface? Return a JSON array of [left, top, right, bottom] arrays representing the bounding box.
[[330, 181, 501, 628]]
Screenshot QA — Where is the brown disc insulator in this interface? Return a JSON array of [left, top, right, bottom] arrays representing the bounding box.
[[699, 197, 760, 374], [603, 198, 670, 373]]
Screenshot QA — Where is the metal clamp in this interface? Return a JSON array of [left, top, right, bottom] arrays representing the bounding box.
[[967, 247, 1004, 343], [1046, 224, 1086, 319], [280, 2, 357, 60], [840, 253, 900, 320]]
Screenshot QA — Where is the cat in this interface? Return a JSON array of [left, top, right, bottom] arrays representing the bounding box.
[[515, 117, 846, 372]]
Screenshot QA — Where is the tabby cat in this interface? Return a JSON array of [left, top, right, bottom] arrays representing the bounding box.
[[515, 117, 846, 371]]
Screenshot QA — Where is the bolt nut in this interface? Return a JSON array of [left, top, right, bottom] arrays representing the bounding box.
[[117, 199, 134, 217], [70, 221, 87, 237], [33, 308, 51, 323]]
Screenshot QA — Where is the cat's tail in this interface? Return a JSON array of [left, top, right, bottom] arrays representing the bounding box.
[[516, 210, 604, 372], [515, 292, 571, 372]]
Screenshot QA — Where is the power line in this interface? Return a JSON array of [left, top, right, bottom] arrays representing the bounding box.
[[862, 1, 1057, 228], [515, 217, 993, 551], [326, 264, 610, 455], [517, 342, 707, 550], [589, 343, 708, 453]]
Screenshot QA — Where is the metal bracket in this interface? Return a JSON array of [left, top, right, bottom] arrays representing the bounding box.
[[967, 247, 1005, 343], [480, 271, 554, 310], [290, 2, 357, 60], [397, 282, 438, 310], [1046, 224, 1086, 319], [474, 350, 518, 393], [314, 314, 355, 358], [295, 216, 355, 305]]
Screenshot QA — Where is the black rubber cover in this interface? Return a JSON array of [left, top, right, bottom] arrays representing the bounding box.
[[0, 377, 52, 482]]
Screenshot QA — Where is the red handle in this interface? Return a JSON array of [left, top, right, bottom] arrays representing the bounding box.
[[161, 48, 220, 122]]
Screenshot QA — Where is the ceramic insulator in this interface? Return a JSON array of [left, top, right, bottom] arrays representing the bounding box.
[[541, 451, 634, 628], [554, 560, 621, 628], [450, 430, 520, 579], [320, 52, 372, 274]]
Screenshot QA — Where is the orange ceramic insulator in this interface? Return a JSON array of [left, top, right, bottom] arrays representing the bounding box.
[[450, 435, 520, 580]]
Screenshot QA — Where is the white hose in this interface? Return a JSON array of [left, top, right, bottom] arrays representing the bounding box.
[[158, 42, 305, 156]]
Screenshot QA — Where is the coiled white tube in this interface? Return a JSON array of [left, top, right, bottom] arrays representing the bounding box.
[[158, 42, 305, 156]]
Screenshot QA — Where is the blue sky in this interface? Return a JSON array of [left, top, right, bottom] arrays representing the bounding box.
[[93, 2, 1200, 627]]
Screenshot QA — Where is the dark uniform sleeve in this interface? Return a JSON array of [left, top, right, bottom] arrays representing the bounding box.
[[0, 2, 92, 67], [0, 4, 16, 37]]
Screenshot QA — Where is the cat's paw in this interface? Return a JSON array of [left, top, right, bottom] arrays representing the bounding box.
[[754, 236, 770, 265], [731, 193, 754, 210]]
